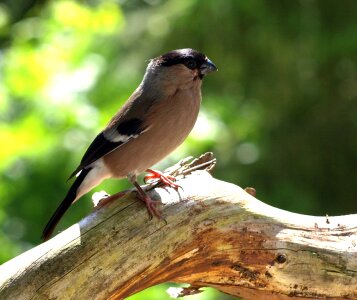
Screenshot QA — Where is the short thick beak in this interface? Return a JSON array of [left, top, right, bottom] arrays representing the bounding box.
[[200, 58, 218, 75]]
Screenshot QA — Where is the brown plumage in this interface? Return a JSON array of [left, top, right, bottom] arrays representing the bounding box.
[[42, 48, 217, 241]]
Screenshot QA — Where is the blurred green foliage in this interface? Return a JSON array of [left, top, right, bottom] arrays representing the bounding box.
[[0, 0, 356, 299]]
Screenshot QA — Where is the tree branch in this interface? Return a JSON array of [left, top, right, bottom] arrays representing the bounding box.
[[0, 155, 356, 300]]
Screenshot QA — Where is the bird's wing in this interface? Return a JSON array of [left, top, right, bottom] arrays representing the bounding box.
[[68, 118, 148, 179]]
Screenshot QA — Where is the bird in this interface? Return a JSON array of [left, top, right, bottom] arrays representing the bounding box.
[[42, 48, 217, 241]]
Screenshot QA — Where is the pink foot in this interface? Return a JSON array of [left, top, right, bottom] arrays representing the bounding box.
[[132, 180, 164, 220], [139, 194, 162, 219], [144, 169, 181, 189]]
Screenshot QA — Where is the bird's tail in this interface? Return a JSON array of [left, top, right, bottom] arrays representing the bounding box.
[[42, 168, 91, 242]]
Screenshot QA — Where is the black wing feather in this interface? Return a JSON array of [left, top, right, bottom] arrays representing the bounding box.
[[68, 133, 122, 179], [68, 118, 144, 180], [117, 118, 143, 136]]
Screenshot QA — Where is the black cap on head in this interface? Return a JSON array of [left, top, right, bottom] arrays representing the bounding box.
[[153, 48, 217, 78], [157, 48, 207, 69]]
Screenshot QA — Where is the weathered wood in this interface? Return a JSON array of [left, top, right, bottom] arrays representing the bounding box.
[[0, 170, 356, 300]]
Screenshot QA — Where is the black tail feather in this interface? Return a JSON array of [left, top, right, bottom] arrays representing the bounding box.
[[42, 168, 91, 241]]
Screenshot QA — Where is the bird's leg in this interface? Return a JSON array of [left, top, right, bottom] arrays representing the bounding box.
[[144, 168, 181, 189], [132, 180, 162, 219]]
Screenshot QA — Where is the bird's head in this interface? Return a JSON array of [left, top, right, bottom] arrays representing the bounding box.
[[157, 48, 217, 79], [144, 48, 217, 91]]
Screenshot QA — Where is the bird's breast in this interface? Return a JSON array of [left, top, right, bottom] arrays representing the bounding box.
[[151, 85, 201, 135], [103, 85, 202, 177]]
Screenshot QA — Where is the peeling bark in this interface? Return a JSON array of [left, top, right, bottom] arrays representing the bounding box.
[[0, 161, 356, 300]]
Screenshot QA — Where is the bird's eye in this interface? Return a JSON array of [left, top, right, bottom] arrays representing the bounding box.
[[185, 59, 197, 70]]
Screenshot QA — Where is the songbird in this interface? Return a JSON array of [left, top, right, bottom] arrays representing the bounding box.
[[42, 48, 217, 241]]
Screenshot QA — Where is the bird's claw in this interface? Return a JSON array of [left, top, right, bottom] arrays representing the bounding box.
[[137, 193, 166, 223], [144, 169, 181, 190]]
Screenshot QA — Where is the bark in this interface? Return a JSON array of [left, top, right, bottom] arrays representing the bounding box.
[[0, 155, 356, 300]]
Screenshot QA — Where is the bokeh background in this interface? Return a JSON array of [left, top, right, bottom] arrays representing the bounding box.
[[0, 0, 356, 299]]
